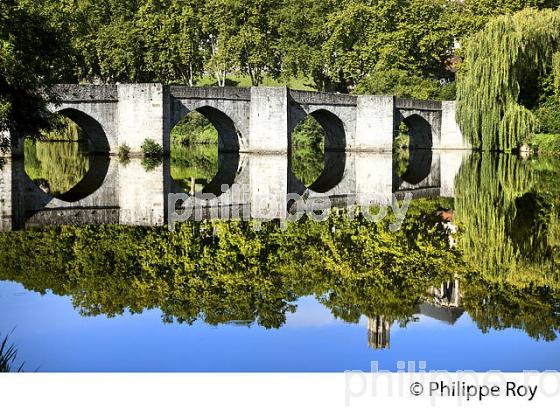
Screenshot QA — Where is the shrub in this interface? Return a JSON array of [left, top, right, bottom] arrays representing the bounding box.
[[535, 95, 560, 134], [118, 144, 131, 159], [141, 139, 163, 157], [354, 69, 443, 100], [142, 156, 163, 171]]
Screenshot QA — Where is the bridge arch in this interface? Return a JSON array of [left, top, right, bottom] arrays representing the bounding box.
[[170, 102, 245, 152], [289, 108, 347, 151], [400, 113, 433, 149], [51, 107, 111, 154], [22, 108, 113, 210], [288, 110, 347, 195]]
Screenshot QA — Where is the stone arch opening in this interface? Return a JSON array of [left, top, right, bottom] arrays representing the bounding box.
[[401, 113, 433, 149], [170, 109, 242, 196], [24, 111, 110, 202], [172, 105, 242, 153], [308, 109, 346, 151], [393, 114, 434, 189], [56, 108, 111, 153], [288, 110, 346, 195]]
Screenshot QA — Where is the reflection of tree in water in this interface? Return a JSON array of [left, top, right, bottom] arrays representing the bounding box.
[[170, 144, 218, 193], [454, 153, 560, 285], [291, 116, 325, 187], [24, 140, 90, 197], [24, 116, 90, 197], [0, 203, 460, 329], [0, 194, 559, 341], [454, 153, 560, 341], [393, 122, 411, 178], [170, 111, 219, 193]]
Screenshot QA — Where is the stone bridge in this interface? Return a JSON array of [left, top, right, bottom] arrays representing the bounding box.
[[8, 84, 466, 156]]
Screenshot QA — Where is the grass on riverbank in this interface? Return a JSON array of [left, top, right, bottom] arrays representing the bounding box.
[[531, 133, 560, 154]]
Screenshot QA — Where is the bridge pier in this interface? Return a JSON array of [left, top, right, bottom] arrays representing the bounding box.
[[117, 84, 170, 154], [441, 101, 469, 150], [249, 87, 289, 153], [355, 96, 395, 151], [0, 159, 25, 231]]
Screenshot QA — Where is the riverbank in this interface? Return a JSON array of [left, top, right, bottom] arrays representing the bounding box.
[[532, 134, 560, 154]]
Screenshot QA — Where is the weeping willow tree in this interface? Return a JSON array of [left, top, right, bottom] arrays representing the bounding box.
[[457, 8, 560, 151]]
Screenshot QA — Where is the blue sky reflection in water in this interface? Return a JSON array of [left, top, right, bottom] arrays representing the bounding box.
[[1, 281, 558, 372]]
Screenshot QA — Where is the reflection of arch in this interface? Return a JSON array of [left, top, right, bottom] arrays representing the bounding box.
[[402, 114, 433, 149], [288, 109, 346, 194], [199, 153, 240, 197], [57, 155, 111, 202], [167, 153, 241, 198], [308, 151, 346, 193], [289, 109, 346, 151], [172, 106, 242, 152], [23, 149, 111, 204], [56, 108, 110, 153], [289, 151, 346, 195], [394, 149, 433, 189]]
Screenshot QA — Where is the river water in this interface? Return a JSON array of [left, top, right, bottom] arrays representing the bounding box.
[[0, 141, 558, 371]]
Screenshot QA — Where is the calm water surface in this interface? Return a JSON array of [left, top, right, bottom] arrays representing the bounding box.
[[0, 141, 559, 372]]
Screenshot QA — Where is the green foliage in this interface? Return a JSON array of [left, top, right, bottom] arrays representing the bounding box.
[[141, 139, 163, 158], [40, 115, 83, 141], [0, 332, 24, 373], [531, 133, 560, 153], [454, 153, 560, 286], [171, 111, 218, 145], [319, 0, 458, 91], [354, 69, 451, 100], [118, 144, 131, 159], [169, 111, 219, 192], [0, 203, 464, 328], [24, 140, 90, 196], [534, 95, 560, 134], [0, 0, 74, 146], [290, 116, 325, 187], [202, 0, 279, 86], [461, 273, 560, 341], [457, 8, 560, 151], [170, 144, 218, 193]]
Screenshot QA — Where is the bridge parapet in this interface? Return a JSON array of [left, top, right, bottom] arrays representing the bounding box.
[[395, 98, 442, 111], [289, 89, 357, 106], [169, 86, 251, 101], [52, 84, 118, 102]]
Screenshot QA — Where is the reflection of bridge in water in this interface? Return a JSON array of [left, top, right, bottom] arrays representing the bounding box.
[[0, 150, 468, 230]]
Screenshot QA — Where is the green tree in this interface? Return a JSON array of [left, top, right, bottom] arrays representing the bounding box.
[[322, 0, 457, 92], [275, 0, 340, 91], [455, 0, 560, 39], [136, 0, 205, 85], [203, 0, 279, 86], [0, 0, 73, 148], [456, 8, 560, 151]]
